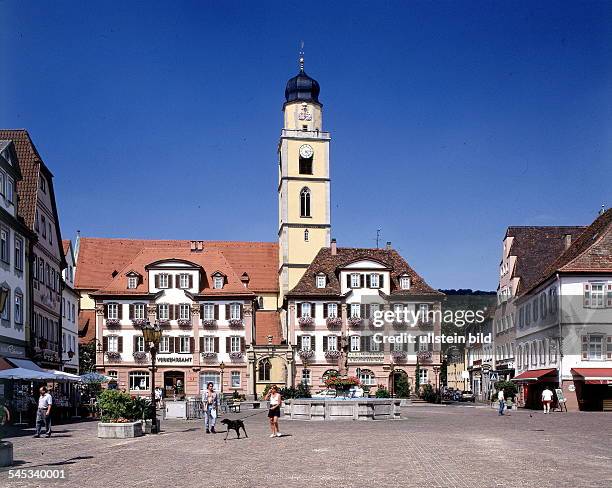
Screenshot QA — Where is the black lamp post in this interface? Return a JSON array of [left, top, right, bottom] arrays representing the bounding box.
[[142, 321, 162, 433], [219, 361, 225, 396]]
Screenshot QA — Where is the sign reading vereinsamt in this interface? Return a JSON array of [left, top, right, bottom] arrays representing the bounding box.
[[156, 356, 193, 364]]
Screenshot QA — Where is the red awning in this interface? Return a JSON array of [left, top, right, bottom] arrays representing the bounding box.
[[511, 368, 557, 382], [571, 368, 612, 385]]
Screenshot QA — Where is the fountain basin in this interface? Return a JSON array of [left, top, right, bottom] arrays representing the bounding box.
[[284, 398, 401, 421]]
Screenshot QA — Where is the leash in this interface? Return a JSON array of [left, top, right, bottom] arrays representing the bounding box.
[[229, 408, 269, 421]]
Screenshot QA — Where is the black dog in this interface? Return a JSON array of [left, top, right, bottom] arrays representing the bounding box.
[[220, 418, 248, 441]]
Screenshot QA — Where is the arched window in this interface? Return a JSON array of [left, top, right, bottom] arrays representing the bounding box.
[[359, 368, 375, 386], [258, 358, 271, 382], [304, 229, 309, 242], [300, 188, 311, 217]]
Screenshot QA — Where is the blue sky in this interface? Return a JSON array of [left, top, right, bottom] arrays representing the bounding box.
[[1, 1, 611, 290]]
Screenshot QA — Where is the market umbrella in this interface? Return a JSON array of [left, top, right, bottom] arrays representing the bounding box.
[[0, 367, 58, 381], [47, 370, 83, 382], [79, 372, 111, 383]]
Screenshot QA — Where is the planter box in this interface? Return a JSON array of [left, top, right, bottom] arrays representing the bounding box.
[[97, 421, 143, 438], [0, 441, 13, 467]]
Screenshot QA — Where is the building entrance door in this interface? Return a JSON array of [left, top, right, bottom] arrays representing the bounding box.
[[164, 371, 185, 398]]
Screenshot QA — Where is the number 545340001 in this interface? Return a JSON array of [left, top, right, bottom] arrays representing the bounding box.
[[7, 469, 67, 480]]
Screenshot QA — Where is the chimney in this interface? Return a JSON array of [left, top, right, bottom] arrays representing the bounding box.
[[564, 234, 572, 250], [330, 238, 337, 255], [385, 241, 392, 250]]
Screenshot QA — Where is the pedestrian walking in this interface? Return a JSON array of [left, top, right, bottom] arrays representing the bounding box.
[[34, 386, 52, 438], [541, 387, 553, 414], [497, 388, 505, 416], [265, 385, 283, 437], [202, 382, 218, 434]]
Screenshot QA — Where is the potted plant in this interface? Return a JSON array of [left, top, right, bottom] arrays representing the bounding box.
[[97, 390, 144, 438], [324, 376, 360, 397], [0, 402, 13, 467]]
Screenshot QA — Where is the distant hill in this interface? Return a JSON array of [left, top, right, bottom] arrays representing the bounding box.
[[438, 289, 496, 296]]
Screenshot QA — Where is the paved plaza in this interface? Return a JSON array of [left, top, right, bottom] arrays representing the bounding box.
[[1, 405, 611, 488]]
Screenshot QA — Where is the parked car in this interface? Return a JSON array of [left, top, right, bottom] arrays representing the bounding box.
[[461, 390, 476, 402], [312, 388, 337, 399]]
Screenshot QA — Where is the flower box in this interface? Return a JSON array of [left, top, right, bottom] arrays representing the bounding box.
[[228, 319, 244, 328], [106, 351, 121, 360], [131, 318, 147, 327], [392, 320, 408, 329], [97, 421, 143, 439], [324, 376, 360, 388], [391, 350, 407, 360], [298, 316, 315, 327], [201, 319, 217, 328], [177, 319, 192, 327], [229, 352, 244, 360], [106, 318, 121, 327], [417, 351, 432, 361], [298, 349, 314, 360], [326, 317, 342, 328], [348, 316, 363, 328], [133, 351, 147, 362], [325, 350, 341, 360], [158, 319, 171, 328], [201, 352, 217, 360]]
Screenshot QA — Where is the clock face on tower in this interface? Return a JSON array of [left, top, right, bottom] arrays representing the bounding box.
[[299, 144, 314, 159]]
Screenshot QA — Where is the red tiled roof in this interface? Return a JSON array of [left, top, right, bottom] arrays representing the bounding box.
[[506, 226, 585, 293], [255, 311, 282, 345], [287, 247, 443, 297], [78, 309, 96, 344], [520, 209, 612, 296], [0, 129, 67, 268], [75, 238, 279, 294], [91, 247, 255, 297]]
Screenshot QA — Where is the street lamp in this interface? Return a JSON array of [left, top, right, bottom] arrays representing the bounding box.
[[433, 365, 441, 392], [141, 321, 162, 433], [219, 361, 225, 396]]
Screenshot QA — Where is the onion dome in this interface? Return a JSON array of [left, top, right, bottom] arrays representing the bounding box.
[[284, 54, 321, 106]]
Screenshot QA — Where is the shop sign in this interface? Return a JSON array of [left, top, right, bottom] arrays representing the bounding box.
[[157, 356, 193, 364]]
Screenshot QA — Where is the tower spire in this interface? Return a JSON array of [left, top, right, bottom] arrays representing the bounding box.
[[299, 40, 305, 72]]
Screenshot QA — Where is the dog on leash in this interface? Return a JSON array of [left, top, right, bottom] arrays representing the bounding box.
[[220, 418, 248, 441]]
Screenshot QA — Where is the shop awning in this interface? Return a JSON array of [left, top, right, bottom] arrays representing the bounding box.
[[0, 367, 57, 381], [9, 358, 45, 371], [511, 368, 557, 382], [571, 368, 612, 385], [46, 370, 82, 382]]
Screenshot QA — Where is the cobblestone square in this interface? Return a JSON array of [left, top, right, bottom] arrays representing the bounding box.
[[1, 405, 610, 488]]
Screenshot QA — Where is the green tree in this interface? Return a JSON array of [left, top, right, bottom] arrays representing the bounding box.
[[495, 380, 518, 400], [79, 340, 97, 374], [415, 360, 421, 393], [394, 373, 411, 398]]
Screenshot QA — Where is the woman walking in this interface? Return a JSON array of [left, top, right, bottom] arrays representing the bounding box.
[[265, 385, 283, 438], [202, 382, 218, 434]]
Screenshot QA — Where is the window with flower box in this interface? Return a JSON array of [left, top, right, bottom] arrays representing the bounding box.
[[202, 303, 215, 320], [327, 335, 338, 351], [133, 303, 146, 320], [350, 335, 360, 352], [179, 304, 191, 320], [350, 303, 361, 318], [300, 302, 312, 318], [301, 335, 312, 351], [107, 336, 119, 353], [229, 303, 241, 320], [158, 304, 169, 320], [230, 336, 241, 353], [326, 303, 338, 318], [202, 336, 215, 353], [107, 303, 119, 320]]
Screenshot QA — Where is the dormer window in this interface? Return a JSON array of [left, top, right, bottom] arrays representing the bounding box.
[[316, 274, 326, 288], [213, 275, 224, 289], [399, 276, 410, 290], [369, 273, 380, 288], [179, 274, 190, 289], [158, 274, 169, 289], [127, 276, 138, 289]]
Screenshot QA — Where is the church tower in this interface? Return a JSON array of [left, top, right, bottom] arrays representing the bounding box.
[[278, 53, 331, 301]]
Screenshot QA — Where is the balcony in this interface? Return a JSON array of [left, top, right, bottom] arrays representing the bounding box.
[[348, 352, 384, 364], [280, 129, 331, 140]]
